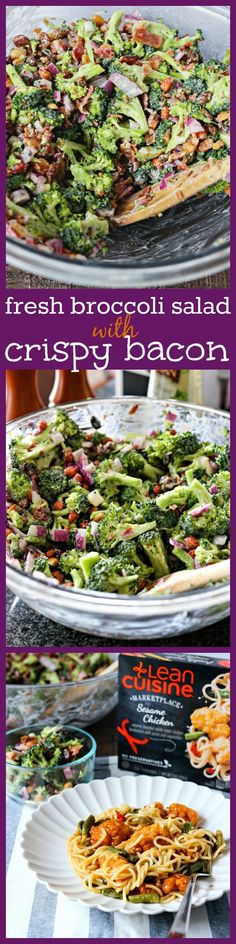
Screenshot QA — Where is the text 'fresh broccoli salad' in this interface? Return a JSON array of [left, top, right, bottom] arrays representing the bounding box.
[[6, 11, 230, 257], [6, 408, 230, 595], [6, 725, 91, 802]]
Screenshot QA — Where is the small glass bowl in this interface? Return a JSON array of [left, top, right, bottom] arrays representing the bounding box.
[[6, 723, 96, 804]]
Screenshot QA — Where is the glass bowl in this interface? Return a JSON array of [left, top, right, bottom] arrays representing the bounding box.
[[6, 397, 230, 640], [6, 5, 230, 287], [6, 723, 96, 804], [6, 656, 118, 730]]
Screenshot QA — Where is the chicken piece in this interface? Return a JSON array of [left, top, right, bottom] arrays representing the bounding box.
[[191, 707, 230, 740], [161, 874, 190, 895], [168, 804, 199, 825], [126, 822, 170, 852], [211, 738, 230, 766], [90, 818, 131, 847]]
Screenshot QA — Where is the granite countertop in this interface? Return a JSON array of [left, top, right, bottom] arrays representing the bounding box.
[[7, 589, 230, 648]]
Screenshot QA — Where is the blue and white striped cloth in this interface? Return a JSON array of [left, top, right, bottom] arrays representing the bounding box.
[[6, 756, 230, 939]]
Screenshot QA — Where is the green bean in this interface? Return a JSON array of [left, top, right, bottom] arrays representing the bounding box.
[[215, 830, 224, 849], [103, 888, 122, 900], [106, 846, 138, 864], [189, 859, 211, 875], [77, 820, 84, 832], [182, 822, 195, 833], [128, 893, 160, 903], [185, 731, 204, 741], [82, 815, 95, 837]]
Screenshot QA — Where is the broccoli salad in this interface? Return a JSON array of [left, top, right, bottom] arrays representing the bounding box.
[[6, 407, 230, 595], [6, 724, 94, 802], [6, 10, 230, 257], [6, 651, 112, 684]]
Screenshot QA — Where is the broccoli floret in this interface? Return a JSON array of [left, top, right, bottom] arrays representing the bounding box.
[[87, 87, 110, 124], [135, 498, 179, 532], [195, 539, 229, 567], [110, 93, 148, 133], [119, 448, 159, 482], [138, 530, 169, 578], [12, 88, 49, 110], [97, 503, 157, 552], [6, 533, 23, 560], [85, 192, 110, 212], [55, 74, 88, 101], [121, 482, 151, 507], [214, 444, 230, 471], [87, 555, 140, 594], [104, 10, 124, 54], [207, 75, 230, 115], [155, 119, 173, 148], [6, 468, 31, 501], [7, 508, 29, 530], [33, 555, 52, 578], [184, 75, 207, 95], [93, 468, 143, 495], [145, 431, 175, 466], [62, 212, 109, 253], [38, 467, 68, 503], [63, 186, 86, 215], [53, 409, 83, 448], [155, 484, 192, 511], [171, 432, 201, 466], [185, 455, 214, 485], [178, 504, 229, 539], [113, 540, 151, 577], [210, 471, 230, 505], [148, 82, 162, 111], [60, 549, 82, 575], [64, 487, 89, 517], [6, 173, 28, 195], [96, 117, 143, 154], [9, 429, 59, 473]]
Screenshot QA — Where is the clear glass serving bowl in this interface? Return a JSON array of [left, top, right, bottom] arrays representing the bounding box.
[[6, 723, 97, 804], [6, 656, 118, 730], [6, 397, 230, 640], [6, 6, 230, 287]]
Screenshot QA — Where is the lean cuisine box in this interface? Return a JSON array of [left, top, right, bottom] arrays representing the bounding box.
[[118, 654, 230, 792]]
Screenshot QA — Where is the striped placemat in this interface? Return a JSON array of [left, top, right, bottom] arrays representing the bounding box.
[[6, 756, 230, 939]]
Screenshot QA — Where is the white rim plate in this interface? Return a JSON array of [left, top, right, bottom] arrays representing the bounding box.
[[21, 775, 230, 913]]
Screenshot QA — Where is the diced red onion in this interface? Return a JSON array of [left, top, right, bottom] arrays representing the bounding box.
[[185, 117, 204, 133], [122, 527, 134, 537], [54, 89, 61, 103], [78, 113, 86, 123], [169, 538, 185, 548], [45, 238, 64, 253], [124, 10, 142, 19], [159, 179, 167, 191], [165, 410, 177, 422], [47, 61, 59, 76], [64, 766, 73, 779], [75, 528, 87, 551], [93, 76, 114, 93], [213, 535, 227, 546], [19, 537, 28, 553], [112, 457, 123, 471], [109, 72, 143, 98], [31, 489, 41, 504], [190, 504, 211, 518], [209, 484, 219, 494], [37, 525, 47, 537], [63, 93, 74, 114], [51, 527, 70, 542], [194, 557, 201, 569], [11, 189, 30, 204], [25, 551, 36, 573], [21, 146, 35, 165]]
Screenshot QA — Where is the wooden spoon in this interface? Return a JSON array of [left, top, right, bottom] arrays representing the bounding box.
[[142, 558, 230, 596], [115, 156, 230, 226]]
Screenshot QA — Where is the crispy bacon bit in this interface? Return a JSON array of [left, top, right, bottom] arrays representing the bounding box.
[[72, 39, 85, 62], [133, 27, 163, 48]]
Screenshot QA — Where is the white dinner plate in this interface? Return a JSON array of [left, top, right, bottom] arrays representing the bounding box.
[[21, 775, 230, 914]]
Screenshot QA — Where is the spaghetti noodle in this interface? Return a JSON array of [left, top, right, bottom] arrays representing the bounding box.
[[68, 801, 225, 902], [185, 672, 230, 782]]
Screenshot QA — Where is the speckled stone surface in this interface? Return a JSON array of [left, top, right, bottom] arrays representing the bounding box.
[[7, 589, 230, 649]]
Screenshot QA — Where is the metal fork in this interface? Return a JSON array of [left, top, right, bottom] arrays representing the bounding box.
[[169, 842, 230, 939]]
